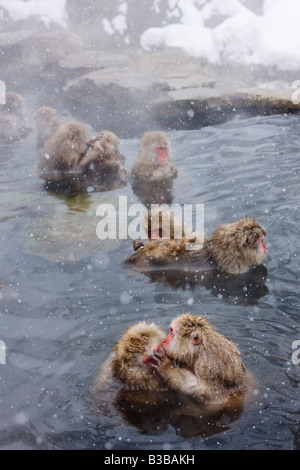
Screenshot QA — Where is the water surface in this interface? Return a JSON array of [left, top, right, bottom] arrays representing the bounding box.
[[0, 114, 299, 450]]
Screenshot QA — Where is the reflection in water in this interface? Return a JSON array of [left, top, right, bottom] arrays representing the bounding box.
[[42, 172, 127, 196], [1, 115, 300, 449], [141, 264, 269, 306], [95, 386, 246, 438], [131, 179, 175, 207], [51, 191, 93, 213]]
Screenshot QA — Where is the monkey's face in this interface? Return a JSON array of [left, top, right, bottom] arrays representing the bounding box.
[[161, 317, 202, 367], [140, 132, 171, 165], [155, 145, 168, 165], [239, 220, 267, 266]]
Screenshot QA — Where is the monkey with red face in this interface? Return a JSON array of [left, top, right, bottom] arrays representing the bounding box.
[[146, 313, 250, 404], [131, 131, 177, 183], [126, 216, 267, 275], [95, 313, 254, 406]]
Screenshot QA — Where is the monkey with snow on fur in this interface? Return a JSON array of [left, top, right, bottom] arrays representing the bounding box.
[[94, 313, 255, 406], [126, 215, 267, 275]]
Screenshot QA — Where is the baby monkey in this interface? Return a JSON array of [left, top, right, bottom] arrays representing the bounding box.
[[82, 130, 128, 186]]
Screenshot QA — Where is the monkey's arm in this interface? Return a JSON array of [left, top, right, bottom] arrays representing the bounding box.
[[78, 150, 103, 171], [151, 163, 177, 180], [158, 358, 210, 400], [131, 161, 155, 181]]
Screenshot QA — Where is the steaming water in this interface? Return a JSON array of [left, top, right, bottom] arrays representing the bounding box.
[[0, 113, 300, 450]]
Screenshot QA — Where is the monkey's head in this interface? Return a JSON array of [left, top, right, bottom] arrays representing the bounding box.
[[89, 130, 119, 157], [161, 314, 209, 367], [140, 131, 171, 165], [145, 208, 183, 241], [34, 106, 60, 135], [34, 106, 59, 126], [2, 92, 24, 116], [144, 208, 195, 241], [210, 217, 267, 274], [112, 321, 166, 390], [162, 313, 247, 388], [60, 121, 90, 154]]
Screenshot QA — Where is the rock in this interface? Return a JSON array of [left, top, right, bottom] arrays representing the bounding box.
[[63, 66, 170, 136], [0, 30, 84, 92], [58, 50, 133, 81], [22, 31, 84, 67]]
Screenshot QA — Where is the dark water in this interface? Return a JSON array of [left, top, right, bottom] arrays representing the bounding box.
[[0, 113, 299, 450]]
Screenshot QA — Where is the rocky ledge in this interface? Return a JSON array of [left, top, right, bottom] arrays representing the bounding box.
[[1, 30, 300, 138]]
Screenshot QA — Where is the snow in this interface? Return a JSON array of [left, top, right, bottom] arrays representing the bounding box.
[[0, 0, 67, 28], [141, 0, 300, 71], [1, 0, 300, 70]]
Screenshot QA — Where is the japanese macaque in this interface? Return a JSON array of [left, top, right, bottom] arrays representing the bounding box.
[[38, 121, 91, 181], [34, 106, 61, 148], [0, 92, 30, 142], [131, 131, 177, 183], [132, 207, 194, 251], [151, 313, 250, 404], [97, 321, 166, 393], [95, 313, 253, 406], [126, 216, 267, 275], [81, 130, 128, 189]]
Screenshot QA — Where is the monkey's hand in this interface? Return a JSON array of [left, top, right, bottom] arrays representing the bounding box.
[[133, 239, 145, 251], [142, 346, 165, 369]]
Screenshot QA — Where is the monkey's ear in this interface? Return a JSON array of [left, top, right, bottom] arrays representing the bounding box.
[[192, 334, 201, 345]]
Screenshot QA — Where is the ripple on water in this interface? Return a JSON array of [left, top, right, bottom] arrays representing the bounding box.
[[0, 114, 300, 449]]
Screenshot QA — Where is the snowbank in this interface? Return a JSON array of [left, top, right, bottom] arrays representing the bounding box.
[[141, 0, 300, 71], [1, 0, 300, 71], [0, 0, 68, 28]]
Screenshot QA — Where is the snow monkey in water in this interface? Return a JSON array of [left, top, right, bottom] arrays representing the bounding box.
[[130, 131, 177, 183], [126, 216, 267, 275], [95, 313, 253, 405], [38, 121, 91, 181], [34, 106, 61, 148], [81, 130, 128, 186], [0, 92, 30, 142]]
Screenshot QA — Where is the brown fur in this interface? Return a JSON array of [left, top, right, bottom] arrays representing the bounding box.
[[2, 92, 25, 116], [158, 314, 248, 403], [95, 321, 166, 393], [81, 130, 127, 183], [133, 207, 195, 252], [95, 314, 252, 405], [0, 92, 30, 142], [126, 216, 267, 274], [207, 217, 266, 274], [145, 207, 189, 240], [34, 106, 61, 148], [131, 131, 177, 182], [38, 121, 91, 180]]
